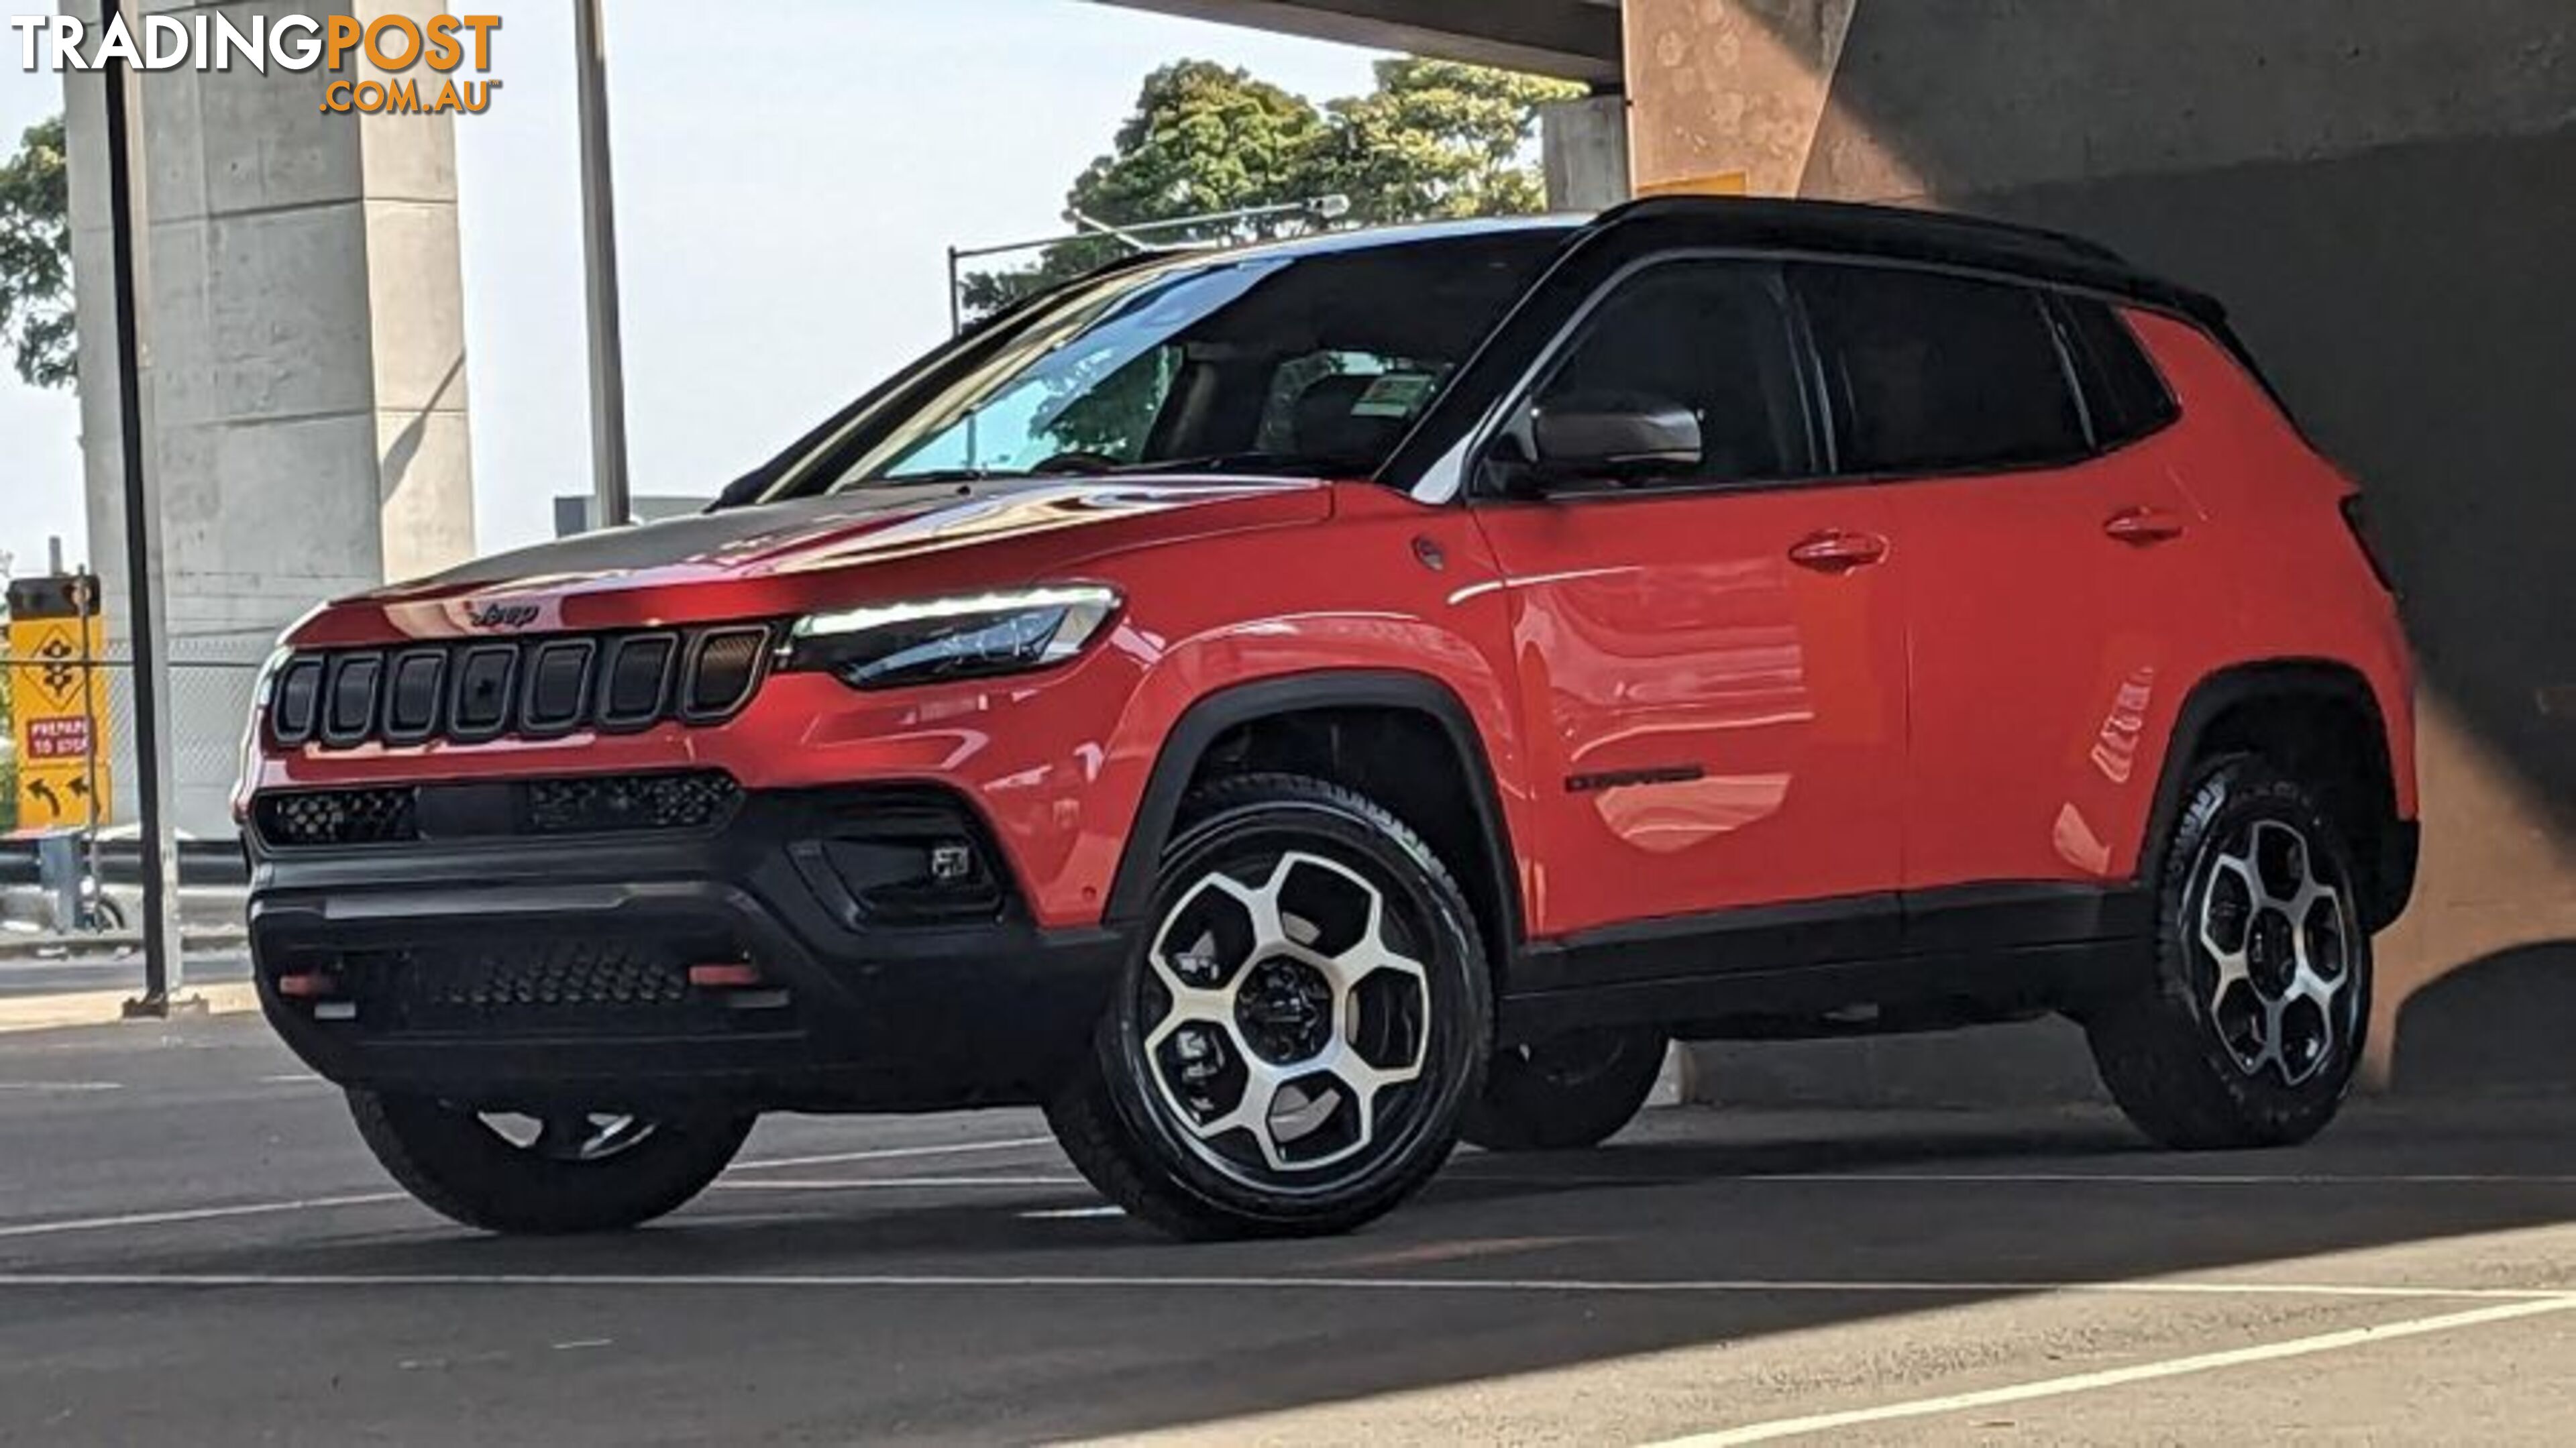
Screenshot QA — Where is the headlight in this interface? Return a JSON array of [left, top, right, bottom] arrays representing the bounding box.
[[782, 585, 1121, 691]]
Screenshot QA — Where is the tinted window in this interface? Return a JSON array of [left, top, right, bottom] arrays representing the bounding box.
[[1796, 265, 2087, 474], [802, 232, 1565, 491], [1527, 261, 1811, 488], [2058, 296, 2178, 446]]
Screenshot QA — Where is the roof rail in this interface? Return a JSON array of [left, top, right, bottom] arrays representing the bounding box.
[[1593, 193, 2131, 267]]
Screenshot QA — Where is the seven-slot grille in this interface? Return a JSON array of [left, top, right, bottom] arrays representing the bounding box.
[[267, 624, 772, 750]]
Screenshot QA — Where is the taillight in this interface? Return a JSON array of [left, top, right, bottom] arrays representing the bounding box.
[[2340, 495, 2398, 596]]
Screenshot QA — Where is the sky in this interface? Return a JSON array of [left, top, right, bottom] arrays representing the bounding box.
[[0, 0, 1387, 579]]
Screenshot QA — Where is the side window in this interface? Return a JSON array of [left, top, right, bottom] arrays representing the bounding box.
[[1795, 264, 2088, 475], [2057, 296, 2179, 447], [1523, 260, 1813, 489]]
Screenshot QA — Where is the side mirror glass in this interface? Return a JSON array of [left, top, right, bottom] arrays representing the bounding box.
[[1529, 392, 1703, 487]]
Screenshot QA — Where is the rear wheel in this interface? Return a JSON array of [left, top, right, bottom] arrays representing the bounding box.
[[1048, 773, 1492, 1240], [348, 1089, 752, 1234], [1463, 1027, 1666, 1152], [2086, 755, 2371, 1149]]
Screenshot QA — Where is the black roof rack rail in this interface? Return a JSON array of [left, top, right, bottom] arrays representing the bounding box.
[[1581, 193, 2222, 327]]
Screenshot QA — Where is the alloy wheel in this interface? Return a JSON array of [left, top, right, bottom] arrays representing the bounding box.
[[1137, 850, 1434, 1183], [2193, 817, 2355, 1087], [476, 1109, 660, 1164]]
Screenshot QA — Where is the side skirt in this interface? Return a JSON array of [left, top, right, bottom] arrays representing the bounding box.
[[1498, 883, 2152, 1046]]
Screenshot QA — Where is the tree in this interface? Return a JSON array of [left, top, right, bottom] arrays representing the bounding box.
[[0, 114, 74, 389], [1321, 60, 1580, 224], [961, 58, 1581, 318]]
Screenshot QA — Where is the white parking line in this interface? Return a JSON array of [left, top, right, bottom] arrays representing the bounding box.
[[0, 1194, 407, 1240], [0, 1081, 123, 1093], [710, 1175, 1087, 1192], [1646, 1294, 2576, 1445], [726, 1136, 1056, 1173], [0, 1137, 1059, 1240], [1440, 1170, 2576, 1188], [0, 1271, 2561, 1300]]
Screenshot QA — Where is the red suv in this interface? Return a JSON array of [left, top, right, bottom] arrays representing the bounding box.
[[241, 199, 2418, 1240]]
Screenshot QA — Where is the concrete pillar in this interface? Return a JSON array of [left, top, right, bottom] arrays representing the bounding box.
[[63, 1, 476, 836], [1623, 0, 2576, 1095], [1539, 94, 1631, 211]]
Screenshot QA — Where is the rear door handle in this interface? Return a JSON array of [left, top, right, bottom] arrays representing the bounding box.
[[2104, 506, 2188, 545], [1788, 529, 1890, 572]]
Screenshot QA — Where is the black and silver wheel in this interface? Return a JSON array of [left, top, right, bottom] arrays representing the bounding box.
[[348, 1089, 753, 1234], [2088, 755, 2371, 1149], [1463, 1026, 1665, 1152], [1049, 773, 1492, 1240]]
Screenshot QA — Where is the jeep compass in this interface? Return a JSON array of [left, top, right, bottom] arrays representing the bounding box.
[[240, 199, 2419, 1239]]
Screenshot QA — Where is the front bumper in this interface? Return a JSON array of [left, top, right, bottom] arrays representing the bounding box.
[[248, 784, 1126, 1112]]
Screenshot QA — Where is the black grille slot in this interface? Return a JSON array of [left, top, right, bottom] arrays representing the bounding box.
[[256, 787, 419, 847], [524, 771, 741, 835], [335, 938, 721, 1034], [323, 653, 383, 746], [272, 659, 325, 744], [685, 627, 769, 719], [384, 650, 447, 742], [267, 624, 771, 751], [449, 645, 517, 739], [598, 633, 676, 729], [254, 771, 739, 849], [521, 639, 597, 734]]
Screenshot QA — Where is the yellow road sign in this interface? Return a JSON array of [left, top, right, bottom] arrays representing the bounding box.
[[7, 576, 114, 830]]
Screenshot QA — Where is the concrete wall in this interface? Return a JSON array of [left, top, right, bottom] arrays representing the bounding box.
[[1623, 0, 2576, 1096], [1540, 93, 1632, 210], [62, 0, 477, 835]]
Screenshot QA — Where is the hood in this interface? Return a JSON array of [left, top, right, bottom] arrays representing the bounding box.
[[298, 477, 1331, 646]]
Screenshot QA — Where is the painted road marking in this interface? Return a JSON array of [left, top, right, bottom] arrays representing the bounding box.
[[1443, 1170, 2576, 1188], [0, 1136, 1060, 1239], [727, 1137, 1056, 1172], [0, 1272, 2563, 1302], [710, 1175, 1087, 1191], [0, 1193, 407, 1240], [1646, 1294, 2576, 1445], [0, 1081, 123, 1093]]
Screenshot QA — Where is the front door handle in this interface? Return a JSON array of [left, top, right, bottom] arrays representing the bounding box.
[[2104, 506, 2188, 545], [1788, 529, 1890, 572]]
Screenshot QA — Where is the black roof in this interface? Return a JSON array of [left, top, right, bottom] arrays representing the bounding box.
[[1182, 197, 2220, 328], [1588, 194, 2222, 324]]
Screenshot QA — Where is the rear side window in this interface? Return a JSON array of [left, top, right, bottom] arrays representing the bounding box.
[[2057, 296, 2179, 447], [1795, 264, 2088, 475]]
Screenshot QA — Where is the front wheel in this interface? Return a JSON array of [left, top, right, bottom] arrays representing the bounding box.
[[349, 1089, 753, 1234], [2086, 755, 2372, 1150], [1048, 773, 1493, 1240]]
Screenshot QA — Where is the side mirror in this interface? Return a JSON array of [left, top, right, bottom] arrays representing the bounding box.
[[1529, 392, 1703, 487]]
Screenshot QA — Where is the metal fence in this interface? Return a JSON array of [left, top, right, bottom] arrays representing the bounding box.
[[3, 639, 262, 935], [1, 640, 266, 840]]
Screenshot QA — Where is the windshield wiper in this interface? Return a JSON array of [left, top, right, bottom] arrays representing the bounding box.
[[866, 467, 1026, 487], [1104, 451, 1368, 478]]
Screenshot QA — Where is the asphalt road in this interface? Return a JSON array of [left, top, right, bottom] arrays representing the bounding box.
[[0, 949, 252, 999], [3, 1013, 2571, 1444]]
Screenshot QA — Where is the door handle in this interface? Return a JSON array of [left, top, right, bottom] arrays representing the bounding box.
[[1787, 529, 1889, 572], [2103, 506, 2188, 545]]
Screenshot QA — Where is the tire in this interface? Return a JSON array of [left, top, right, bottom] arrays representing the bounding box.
[[1463, 1027, 1665, 1152], [349, 1089, 753, 1234], [2086, 755, 2372, 1150], [1047, 773, 1493, 1240]]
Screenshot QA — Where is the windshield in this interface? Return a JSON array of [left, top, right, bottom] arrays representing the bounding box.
[[773, 229, 1566, 496]]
